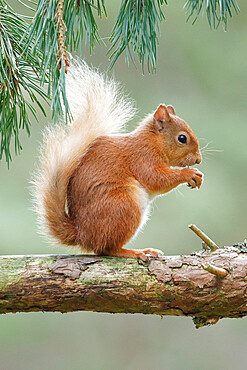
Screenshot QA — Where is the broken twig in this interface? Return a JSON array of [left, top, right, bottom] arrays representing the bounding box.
[[202, 263, 228, 278], [189, 224, 219, 251]]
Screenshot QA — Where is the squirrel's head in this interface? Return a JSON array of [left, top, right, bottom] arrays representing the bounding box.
[[152, 104, 202, 167]]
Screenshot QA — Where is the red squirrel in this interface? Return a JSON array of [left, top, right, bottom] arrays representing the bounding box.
[[33, 58, 203, 260]]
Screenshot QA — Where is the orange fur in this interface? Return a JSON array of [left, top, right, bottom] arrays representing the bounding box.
[[67, 111, 203, 258], [33, 61, 203, 259]]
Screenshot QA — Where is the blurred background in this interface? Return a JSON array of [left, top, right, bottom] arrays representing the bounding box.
[[1, 1, 247, 369]]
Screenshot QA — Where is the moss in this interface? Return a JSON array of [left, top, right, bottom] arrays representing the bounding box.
[[0, 257, 26, 290], [78, 257, 149, 286], [37, 256, 57, 267]]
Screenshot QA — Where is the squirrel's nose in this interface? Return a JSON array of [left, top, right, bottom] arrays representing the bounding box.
[[195, 152, 202, 164]]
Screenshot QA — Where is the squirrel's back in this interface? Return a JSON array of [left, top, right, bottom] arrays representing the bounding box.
[[32, 58, 136, 245]]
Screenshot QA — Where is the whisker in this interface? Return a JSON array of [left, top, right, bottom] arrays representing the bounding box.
[[199, 141, 213, 151], [202, 152, 212, 158], [200, 141, 223, 154], [201, 155, 211, 164], [201, 148, 224, 153], [174, 187, 184, 198]]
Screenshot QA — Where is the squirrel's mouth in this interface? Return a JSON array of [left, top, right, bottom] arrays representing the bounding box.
[[170, 162, 187, 168], [170, 164, 190, 169], [170, 162, 190, 168], [169, 156, 199, 168], [179, 162, 188, 168], [179, 158, 199, 167], [170, 160, 196, 168]]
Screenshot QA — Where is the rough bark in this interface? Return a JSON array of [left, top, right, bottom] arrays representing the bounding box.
[[0, 246, 247, 328]]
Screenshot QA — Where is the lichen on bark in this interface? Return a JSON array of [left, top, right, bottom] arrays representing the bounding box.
[[0, 246, 246, 328]]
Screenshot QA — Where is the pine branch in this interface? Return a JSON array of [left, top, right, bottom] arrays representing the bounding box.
[[24, 0, 106, 122], [108, 0, 167, 73], [64, 0, 107, 54], [0, 0, 240, 164], [23, 0, 68, 121], [184, 0, 240, 28], [0, 0, 48, 165]]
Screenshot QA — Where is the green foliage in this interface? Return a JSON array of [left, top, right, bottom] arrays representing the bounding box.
[[25, 0, 69, 121], [0, 0, 47, 165], [64, 0, 107, 54], [108, 0, 166, 73], [184, 0, 240, 28], [0, 0, 240, 164], [26, 0, 107, 121]]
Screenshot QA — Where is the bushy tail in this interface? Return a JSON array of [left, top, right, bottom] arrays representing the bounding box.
[[33, 58, 136, 246]]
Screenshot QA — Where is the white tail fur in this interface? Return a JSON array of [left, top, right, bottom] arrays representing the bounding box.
[[33, 57, 136, 245]]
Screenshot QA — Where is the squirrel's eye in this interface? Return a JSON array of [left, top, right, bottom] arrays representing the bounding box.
[[178, 134, 187, 144]]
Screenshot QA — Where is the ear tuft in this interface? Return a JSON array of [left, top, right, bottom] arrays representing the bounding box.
[[167, 105, 176, 115], [154, 104, 171, 122], [153, 105, 171, 133]]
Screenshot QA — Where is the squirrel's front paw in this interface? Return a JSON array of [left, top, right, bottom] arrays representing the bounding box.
[[183, 168, 204, 189]]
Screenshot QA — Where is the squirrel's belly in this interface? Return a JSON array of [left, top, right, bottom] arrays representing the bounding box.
[[131, 183, 155, 239]]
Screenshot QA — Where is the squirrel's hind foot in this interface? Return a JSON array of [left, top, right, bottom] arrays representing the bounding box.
[[106, 247, 164, 261]]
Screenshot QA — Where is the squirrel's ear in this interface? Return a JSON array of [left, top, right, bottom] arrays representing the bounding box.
[[154, 104, 171, 122], [166, 105, 176, 115]]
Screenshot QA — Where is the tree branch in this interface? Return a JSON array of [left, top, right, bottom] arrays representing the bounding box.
[[0, 246, 247, 328]]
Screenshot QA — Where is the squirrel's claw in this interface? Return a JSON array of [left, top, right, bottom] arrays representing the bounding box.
[[187, 183, 194, 189]]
